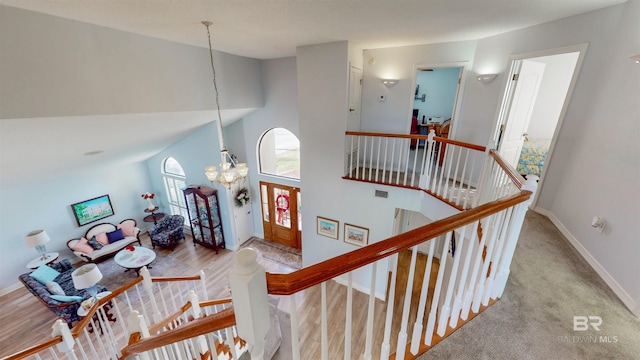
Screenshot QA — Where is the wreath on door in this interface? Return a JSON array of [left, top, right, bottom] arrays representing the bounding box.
[[275, 194, 290, 223]]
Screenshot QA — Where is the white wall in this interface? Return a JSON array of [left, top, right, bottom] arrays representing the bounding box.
[[356, 1, 639, 313], [0, 5, 263, 119], [231, 57, 301, 238], [526, 53, 579, 139], [0, 163, 151, 293], [360, 41, 476, 135], [460, 2, 640, 312]]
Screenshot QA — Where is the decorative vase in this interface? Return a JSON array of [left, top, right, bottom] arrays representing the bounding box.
[[147, 199, 155, 211]]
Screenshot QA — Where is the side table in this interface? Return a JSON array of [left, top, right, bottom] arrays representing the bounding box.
[[144, 206, 165, 225], [27, 252, 59, 269]]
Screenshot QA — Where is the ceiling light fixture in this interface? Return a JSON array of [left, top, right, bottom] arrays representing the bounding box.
[[382, 79, 398, 87], [201, 21, 248, 189], [631, 54, 640, 64], [477, 74, 498, 84]]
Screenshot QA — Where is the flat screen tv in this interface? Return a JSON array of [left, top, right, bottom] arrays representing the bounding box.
[[71, 194, 115, 226]]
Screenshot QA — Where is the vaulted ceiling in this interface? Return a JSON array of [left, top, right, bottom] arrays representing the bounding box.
[[0, 0, 626, 188]]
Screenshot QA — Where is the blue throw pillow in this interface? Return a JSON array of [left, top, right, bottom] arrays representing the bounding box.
[[107, 229, 125, 243], [50, 294, 83, 303], [30, 264, 61, 284], [87, 235, 104, 250]]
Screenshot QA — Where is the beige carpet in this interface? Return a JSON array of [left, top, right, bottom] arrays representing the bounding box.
[[418, 211, 640, 359]]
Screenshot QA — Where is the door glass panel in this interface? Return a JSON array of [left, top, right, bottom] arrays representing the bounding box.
[[297, 191, 302, 231], [261, 184, 269, 221], [274, 188, 291, 228]]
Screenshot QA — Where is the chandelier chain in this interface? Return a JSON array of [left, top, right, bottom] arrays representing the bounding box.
[[203, 21, 225, 150]]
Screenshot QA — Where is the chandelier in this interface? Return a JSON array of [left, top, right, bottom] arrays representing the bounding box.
[[201, 20, 248, 189]]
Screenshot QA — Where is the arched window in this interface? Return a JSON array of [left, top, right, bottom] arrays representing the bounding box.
[[162, 157, 188, 220], [259, 128, 300, 179]]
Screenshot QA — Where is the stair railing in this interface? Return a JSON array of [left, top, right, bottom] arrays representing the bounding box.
[[2, 268, 223, 360], [227, 133, 536, 359], [345, 130, 486, 210]]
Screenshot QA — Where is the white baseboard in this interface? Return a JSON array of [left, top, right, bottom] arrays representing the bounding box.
[[333, 276, 386, 300], [0, 282, 22, 297], [534, 207, 639, 318]]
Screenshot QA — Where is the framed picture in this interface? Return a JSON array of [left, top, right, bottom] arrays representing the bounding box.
[[317, 216, 339, 239], [344, 223, 369, 246], [71, 194, 115, 226]]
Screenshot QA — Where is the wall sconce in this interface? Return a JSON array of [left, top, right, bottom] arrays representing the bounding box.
[[477, 74, 498, 84], [631, 54, 640, 64], [381, 79, 398, 87]]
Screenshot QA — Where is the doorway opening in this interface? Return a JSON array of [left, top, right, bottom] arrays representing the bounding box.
[[494, 45, 586, 206], [408, 63, 467, 145]]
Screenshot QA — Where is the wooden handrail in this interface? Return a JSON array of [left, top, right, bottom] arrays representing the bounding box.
[[1, 337, 62, 360], [345, 131, 486, 152], [266, 190, 531, 295], [489, 149, 525, 189], [120, 307, 236, 358], [152, 275, 203, 282]]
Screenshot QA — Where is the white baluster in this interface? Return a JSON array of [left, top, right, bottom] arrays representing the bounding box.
[[424, 234, 451, 345], [410, 237, 436, 354], [141, 267, 163, 323], [355, 136, 361, 179], [462, 152, 478, 209], [369, 136, 375, 181], [51, 319, 77, 360], [290, 294, 301, 360], [438, 226, 467, 336], [126, 310, 151, 360], [380, 253, 399, 359], [344, 272, 353, 360], [395, 246, 418, 357], [363, 262, 377, 360], [449, 221, 480, 328], [483, 208, 512, 305], [375, 137, 382, 181], [382, 137, 389, 183], [472, 211, 504, 313], [229, 248, 270, 360]]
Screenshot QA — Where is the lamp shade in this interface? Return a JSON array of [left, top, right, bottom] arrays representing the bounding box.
[[72, 264, 103, 290], [24, 230, 50, 248]]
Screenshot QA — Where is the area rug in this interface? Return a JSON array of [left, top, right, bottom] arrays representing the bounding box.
[[241, 237, 302, 270], [96, 249, 186, 290]]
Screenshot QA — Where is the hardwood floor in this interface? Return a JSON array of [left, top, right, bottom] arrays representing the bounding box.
[[0, 233, 293, 357], [0, 234, 442, 359]]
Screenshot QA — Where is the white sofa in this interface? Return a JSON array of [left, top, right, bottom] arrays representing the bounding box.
[[67, 219, 142, 262]]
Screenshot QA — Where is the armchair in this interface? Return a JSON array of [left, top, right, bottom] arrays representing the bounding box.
[[148, 215, 185, 250]]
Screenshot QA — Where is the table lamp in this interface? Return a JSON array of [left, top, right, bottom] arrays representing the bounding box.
[[24, 229, 51, 260], [72, 264, 103, 307]]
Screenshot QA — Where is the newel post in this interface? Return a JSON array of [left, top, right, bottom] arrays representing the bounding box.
[[229, 248, 271, 360], [51, 319, 78, 360]]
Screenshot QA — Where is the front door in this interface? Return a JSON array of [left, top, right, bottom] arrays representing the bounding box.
[[260, 181, 301, 249]]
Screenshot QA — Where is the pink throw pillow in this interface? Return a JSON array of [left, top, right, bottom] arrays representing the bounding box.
[[96, 232, 109, 246], [72, 238, 94, 255], [117, 222, 135, 237]]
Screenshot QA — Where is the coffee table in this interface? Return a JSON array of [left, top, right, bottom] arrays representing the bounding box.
[[114, 246, 156, 275]]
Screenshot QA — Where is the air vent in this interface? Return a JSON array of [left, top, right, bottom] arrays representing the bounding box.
[[375, 190, 388, 198]]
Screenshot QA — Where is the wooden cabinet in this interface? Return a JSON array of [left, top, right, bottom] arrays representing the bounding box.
[[182, 185, 225, 253]]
